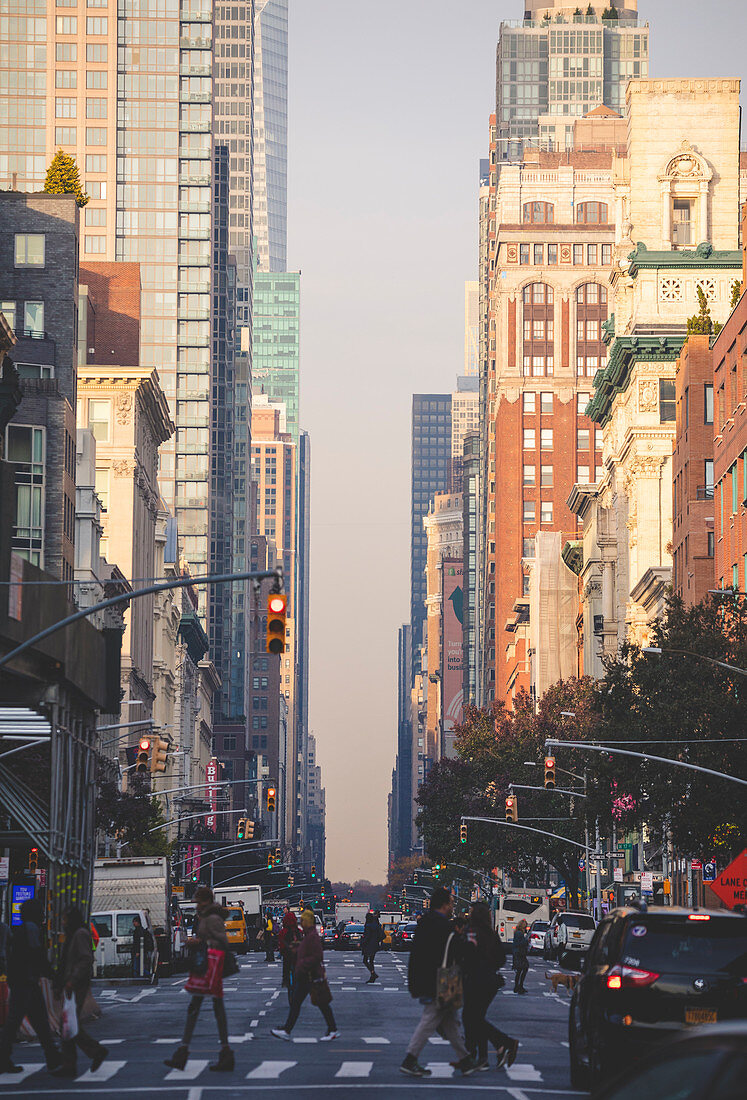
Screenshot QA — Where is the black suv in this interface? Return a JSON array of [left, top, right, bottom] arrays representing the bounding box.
[[568, 905, 747, 1090]]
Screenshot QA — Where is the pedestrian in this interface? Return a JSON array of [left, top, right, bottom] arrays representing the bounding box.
[[278, 909, 301, 1003], [164, 886, 234, 1073], [0, 900, 61, 1076], [400, 886, 477, 1079], [361, 911, 384, 983], [461, 902, 519, 1070], [264, 914, 276, 963], [271, 909, 338, 1041], [130, 916, 151, 979], [51, 906, 108, 1078], [512, 919, 530, 994]]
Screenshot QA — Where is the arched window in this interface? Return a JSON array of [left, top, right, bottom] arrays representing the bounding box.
[[576, 283, 608, 379], [522, 283, 554, 377], [576, 201, 609, 224], [523, 201, 554, 225]]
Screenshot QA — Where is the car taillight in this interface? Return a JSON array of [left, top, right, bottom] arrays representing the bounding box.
[[607, 965, 660, 989], [688, 913, 710, 921]]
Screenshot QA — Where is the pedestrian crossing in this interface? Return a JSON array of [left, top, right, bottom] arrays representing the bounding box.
[[0, 1058, 547, 1085]]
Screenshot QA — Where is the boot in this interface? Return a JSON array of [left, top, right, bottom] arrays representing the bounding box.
[[164, 1045, 189, 1071], [209, 1046, 234, 1072]]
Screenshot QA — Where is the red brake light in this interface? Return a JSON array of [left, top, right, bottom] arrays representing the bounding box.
[[607, 965, 660, 989], [688, 913, 710, 921]]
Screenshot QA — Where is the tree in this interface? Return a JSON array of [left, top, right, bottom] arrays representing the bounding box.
[[386, 856, 422, 894], [96, 767, 171, 856], [730, 280, 742, 309], [44, 150, 89, 207], [687, 286, 715, 335]]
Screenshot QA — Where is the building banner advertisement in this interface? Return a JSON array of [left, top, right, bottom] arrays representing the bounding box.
[[205, 758, 218, 830], [442, 560, 464, 743]]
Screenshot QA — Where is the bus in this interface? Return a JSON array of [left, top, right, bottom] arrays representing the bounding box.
[[495, 889, 551, 943]]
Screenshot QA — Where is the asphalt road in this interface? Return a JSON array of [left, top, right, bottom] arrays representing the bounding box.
[[0, 950, 584, 1098]]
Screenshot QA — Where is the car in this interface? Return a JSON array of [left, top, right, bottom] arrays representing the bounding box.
[[393, 921, 418, 951], [322, 925, 339, 948], [594, 1021, 747, 1100], [223, 906, 249, 953], [544, 910, 596, 964], [568, 905, 747, 1091], [335, 922, 365, 950], [528, 919, 550, 955]]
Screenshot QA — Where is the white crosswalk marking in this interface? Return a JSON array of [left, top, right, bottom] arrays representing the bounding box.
[[425, 1062, 454, 1078], [428, 1036, 449, 1044], [362, 1037, 390, 1044], [164, 1059, 209, 1081], [0, 1065, 43, 1085], [335, 1061, 373, 1078], [506, 1063, 543, 1082], [246, 1060, 296, 1079], [75, 1059, 126, 1083]]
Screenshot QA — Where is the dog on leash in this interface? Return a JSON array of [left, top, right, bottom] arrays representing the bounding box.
[[545, 971, 579, 994]]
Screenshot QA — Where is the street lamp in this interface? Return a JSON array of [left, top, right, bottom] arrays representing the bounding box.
[[642, 646, 747, 678]]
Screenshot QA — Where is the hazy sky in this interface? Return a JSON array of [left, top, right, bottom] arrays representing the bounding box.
[[287, 0, 747, 884]]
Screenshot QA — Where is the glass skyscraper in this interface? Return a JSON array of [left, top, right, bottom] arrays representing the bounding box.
[[253, 270, 300, 440], [411, 394, 452, 662], [254, 0, 288, 273]]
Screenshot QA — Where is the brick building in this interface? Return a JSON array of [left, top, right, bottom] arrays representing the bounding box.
[[672, 335, 716, 606]]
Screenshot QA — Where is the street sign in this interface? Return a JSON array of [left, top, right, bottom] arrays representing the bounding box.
[[640, 871, 653, 892], [578, 859, 585, 871], [708, 849, 747, 909], [703, 860, 717, 883], [613, 867, 623, 883], [608, 851, 626, 859], [691, 859, 703, 871], [620, 842, 633, 850], [0, 856, 8, 883]]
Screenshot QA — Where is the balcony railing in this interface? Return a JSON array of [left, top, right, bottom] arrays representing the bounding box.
[[697, 485, 715, 500]]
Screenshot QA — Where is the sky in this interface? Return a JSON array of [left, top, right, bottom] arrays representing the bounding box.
[[287, 0, 747, 884]]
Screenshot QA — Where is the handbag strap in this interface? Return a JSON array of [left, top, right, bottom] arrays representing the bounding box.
[[440, 932, 455, 970]]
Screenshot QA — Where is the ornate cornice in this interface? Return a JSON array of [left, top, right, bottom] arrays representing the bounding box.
[[587, 335, 686, 426]]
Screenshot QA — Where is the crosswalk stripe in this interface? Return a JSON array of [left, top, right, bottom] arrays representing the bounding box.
[[362, 1037, 390, 1044], [164, 1059, 209, 1081], [506, 1063, 543, 1082], [335, 1061, 373, 1078], [246, 1060, 296, 1079], [75, 1059, 126, 1083], [428, 1037, 449, 1044], [425, 1062, 454, 1078], [0, 1065, 43, 1085]]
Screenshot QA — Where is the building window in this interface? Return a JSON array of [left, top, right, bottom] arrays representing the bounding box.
[[87, 181, 106, 200], [523, 501, 536, 523], [85, 208, 106, 226], [533, 244, 544, 265], [523, 392, 536, 414], [520, 244, 530, 265], [55, 127, 77, 146], [576, 201, 609, 224], [86, 154, 107, 173], [0, 302, 15, 330], [86, 98, 107, 118], [522, 537, 535, 559], [6, 425, 45, 566], [577, 465, 591, 484], [540, 501, 553, 523], [601, 244, 612, 265], [540, 392, 553, 414], [56, 16, 77, 33], [547, 244, 558, 265], [523, 573, 530, 596], [577, 428, 590, 451], [659, 379, 676, 422], [707, 530, 714, 557], [86, 127, 107, 145], [587, 244, 598, 265], [732, 463, 738, 513], [704, 383, 714, 424], [56, 71, 77, 88], [523, 428, 536, 449], [23, 302, 44, 337], [577, 392, 590, 415], [87, 399, 111, 442], [14, 235, 45, 267], [95, 467, 109, 510], [55, 97, 77, 118], [85, 236, 106, 254], [56, 43, 77, 61], [87, 71, 108, 89], [86, 16, 108, 33], [223, 735, 237, 751], [573, 244, 584, 265], [523, 201, 554, 224], [523, 464, 536, 486], [86, 43, 107, 62], [672, 199, 693, 248], [541, 428, 553, 449], [540, 464, 553, 487]]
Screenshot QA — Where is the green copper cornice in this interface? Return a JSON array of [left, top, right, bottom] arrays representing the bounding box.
[[627, 241, 742, 276], [562, 541, 583, 577], [586, 335, 686, 426]]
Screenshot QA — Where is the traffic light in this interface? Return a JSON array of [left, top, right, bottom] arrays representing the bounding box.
[[413, 871, 418, 885], [237, 817, 247, 841], [246, 820, 255, 840], [267, 851, 273, 870], [505, 795, 518, 822], [460, 823, 468, 844], [310, 864, 316, 880], [135, 737, 151, 773], [544, 756, 556, 790], [266, 592, 287, 655], [432, 863, 441, 879], [274, 847, 281, 866], [267, 786, 276, 813], [151, 736, 169, 773], [28, 847, 38, 874], [288, 874, 294, 887]]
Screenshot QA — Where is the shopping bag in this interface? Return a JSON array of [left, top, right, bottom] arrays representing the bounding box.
[[187, 942, 208, 976], [61, 992, 79, 1041], [223, 950, 239, 977], [309, 977, 333, 1007], [184, 948, 224, 998], [0, 979, 8, 1027], [435, 932, 463, 1010]]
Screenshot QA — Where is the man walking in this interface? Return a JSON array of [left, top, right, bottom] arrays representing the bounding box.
[[263, 915, 276, 963], [400, 887, 476, 1078], [361, 911, 384, 983], [0, 900, 61, 1075]]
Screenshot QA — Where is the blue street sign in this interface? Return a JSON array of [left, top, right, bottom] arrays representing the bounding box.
[[11, 883, 35, 926], [702, 860, 717, 883], [578, 860, 585, 871]]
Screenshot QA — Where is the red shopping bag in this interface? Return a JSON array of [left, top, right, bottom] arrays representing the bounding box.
[[184, 949, 224, 998]]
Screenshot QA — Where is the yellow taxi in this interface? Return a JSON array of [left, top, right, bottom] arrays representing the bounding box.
[[381, 921, 398, 949], [223, 906, 248, 953]]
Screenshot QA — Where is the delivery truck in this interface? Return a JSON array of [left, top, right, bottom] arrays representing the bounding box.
[[91, 857, 177, 976]]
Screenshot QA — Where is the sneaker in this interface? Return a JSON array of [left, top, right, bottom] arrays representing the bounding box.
[[475, 1058, 490, 1071], [320, 1031, 339, 1041], [498, 1039, 519, 1068], [271, 1028, 292, 1041], [455, 1056, 479, 1076], [400, 1054, 431, 1077], [0, 1063, 23, 1076]]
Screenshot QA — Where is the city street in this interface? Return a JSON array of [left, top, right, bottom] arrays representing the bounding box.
[[0, 952, 580, 1098]]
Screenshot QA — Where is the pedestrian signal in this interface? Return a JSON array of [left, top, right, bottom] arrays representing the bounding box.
[[237, 817, 247, 841], [544, 756, 556, 790], [460, 823, 468, 844], [267, 786, 277, 813], [505, 795, 518, 822], [135, 737, 151, 773], [151, 736, 169, 773], [266, 593, 287, 655], [28, 847, 38, 874]]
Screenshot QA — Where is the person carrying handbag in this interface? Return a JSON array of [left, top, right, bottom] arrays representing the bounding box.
[[460, 902, 519, 1070], [400, 887, 477, 1079], [0, 900, 62, 1076], [164, 886, 234, 1073], [271, 909, 338, 1041], [51, 907, 108, 1078]]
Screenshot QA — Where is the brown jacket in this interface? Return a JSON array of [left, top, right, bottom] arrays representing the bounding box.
[[63, 926, 94, 993], [196, 904, 230, 952]]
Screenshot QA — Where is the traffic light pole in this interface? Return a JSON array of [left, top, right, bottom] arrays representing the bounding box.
[[148, 807, 246, 833], [461, 816, 596, 853], [508, 783, 587, 798], [545, 739, 747, 787]]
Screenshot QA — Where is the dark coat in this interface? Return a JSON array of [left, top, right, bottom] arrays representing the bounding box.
[[295, 925, 324, 979], [460, 923, 506, 995], [361, 916, 384, 955], [196, 904, 230, 952], [62, 926, 94, 993], [407, 910, 454, 1000], [6, 920, 47, 987], [512, 927, 529, 969]]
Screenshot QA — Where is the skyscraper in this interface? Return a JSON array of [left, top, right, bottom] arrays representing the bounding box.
[[411, 394, 452, 662], [253, 270, 300, 439], [496, 2, 648, 159], [254, 0, 289, 273]]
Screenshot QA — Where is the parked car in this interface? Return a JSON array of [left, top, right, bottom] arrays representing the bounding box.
[[528, 919, 550, 955], [323, 924, 339, 948], [568, 905, 747, 1091], [544, 910, 596, 964], [223, 906, 249, 954], [393, 921, 418, 951], [335, 922, 365, 950], [594, 1021, 747, 1100]]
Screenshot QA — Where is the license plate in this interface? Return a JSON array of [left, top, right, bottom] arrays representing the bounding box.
[[686, 1009, 717, 1024], [116, 944, 131, 954], [572, 932, 581, 938]]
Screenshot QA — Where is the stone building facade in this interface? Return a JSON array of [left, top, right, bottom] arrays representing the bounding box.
[[423, 492, 463, 760]]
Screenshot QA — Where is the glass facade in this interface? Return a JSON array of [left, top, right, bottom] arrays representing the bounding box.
[[254, 0, 287, 273], [411, 394, 452, 660], [252, 270, 300, 440]]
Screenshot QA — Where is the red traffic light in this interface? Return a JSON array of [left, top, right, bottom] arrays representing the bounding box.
[[268, 595, 286, 614], [544, 756, 555, 769], [139, 737, 151, 752]]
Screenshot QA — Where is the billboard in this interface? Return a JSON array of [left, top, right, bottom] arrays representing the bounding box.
[[205, 758, 219, 831], [441, 559, 464, 756]]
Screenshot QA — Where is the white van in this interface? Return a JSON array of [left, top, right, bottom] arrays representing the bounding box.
[[91, 908, 157, 976]]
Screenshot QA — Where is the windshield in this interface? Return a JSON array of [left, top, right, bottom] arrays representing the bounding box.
[[502, 899, 541, 915], [561, 914, 595, 930], [622, 918, 747, 976], [346, 924, 364, 933], [531, 921, 549, 932], [226, 910, 243, 922]]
